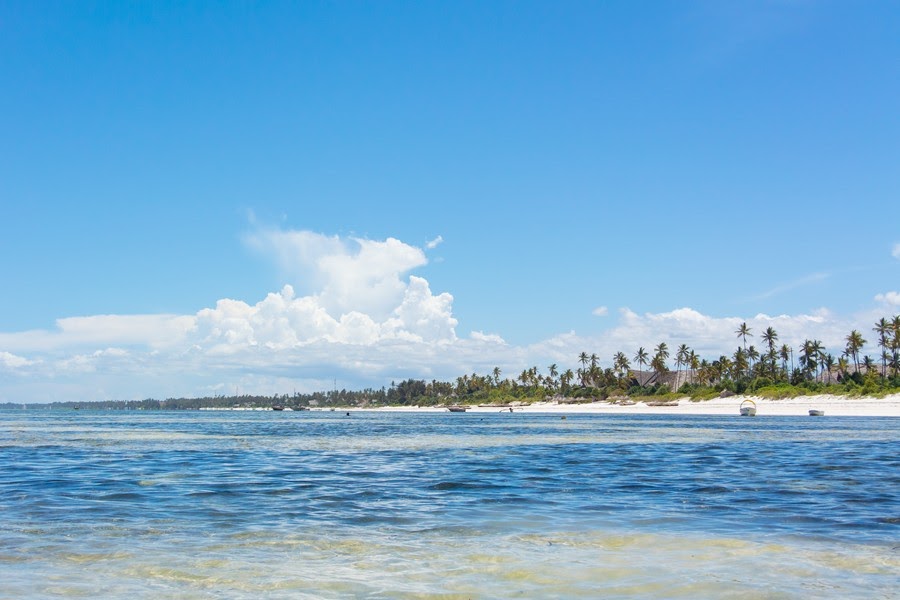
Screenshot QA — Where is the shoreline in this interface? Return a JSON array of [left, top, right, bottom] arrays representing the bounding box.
[[361, 393, 900, 417]]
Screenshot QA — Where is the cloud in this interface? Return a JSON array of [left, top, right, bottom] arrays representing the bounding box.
[[58, 348, 132, 374], [0, 299, 887, 403], [2, 228, 897, 403], [592, 306, 609, 317], [57, 314, 196, 348], [470, 331, 506, 344], [751, 272, 829, 301], [893, 243, 900, 260], [426, 235, 444, 249], [530, 306, 866, 371], [192, 277, 457, 352], [875, 291, 900, 307], [0, 351, 36, 369], [243, 229, 428, 321], [0, 315, 195, 353]]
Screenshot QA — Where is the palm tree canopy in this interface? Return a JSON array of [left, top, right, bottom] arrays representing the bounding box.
[[634, 347, 649, 367], [761, 326, 778, 350], [736, 322, 752, 348]]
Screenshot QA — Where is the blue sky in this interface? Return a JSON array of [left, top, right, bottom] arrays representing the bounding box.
[[1, 2, 898, 402]]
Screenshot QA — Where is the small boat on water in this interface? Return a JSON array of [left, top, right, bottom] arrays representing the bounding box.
[[447, 405, 468, 413], [271, 405, 285, 411], [809, 409, 825, 416], [739, 399, 757, 417]]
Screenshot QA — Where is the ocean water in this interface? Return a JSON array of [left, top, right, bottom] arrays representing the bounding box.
[[1, 410, 898, 599]]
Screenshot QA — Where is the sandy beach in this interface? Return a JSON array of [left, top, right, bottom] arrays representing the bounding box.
[[366, 394, 900, 417]]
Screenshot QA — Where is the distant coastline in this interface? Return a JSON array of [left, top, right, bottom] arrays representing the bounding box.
[[5, 315, 899, 412]]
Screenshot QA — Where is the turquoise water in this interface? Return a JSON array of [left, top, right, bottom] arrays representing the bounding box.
[[1, 410, 898, 598]]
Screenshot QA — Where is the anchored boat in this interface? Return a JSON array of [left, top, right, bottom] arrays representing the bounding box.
[[739, 399, 757, 417]]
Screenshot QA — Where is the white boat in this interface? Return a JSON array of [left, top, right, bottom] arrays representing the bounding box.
[[739, 399, 757, 417]]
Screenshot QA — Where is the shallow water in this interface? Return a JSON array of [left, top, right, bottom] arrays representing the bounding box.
[[1, 410, 898, 598]]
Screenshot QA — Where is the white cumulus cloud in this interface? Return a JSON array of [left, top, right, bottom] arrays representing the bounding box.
[[893, 243, 900, 260], [243, 229, 428, 321], [592, 306, 609, 317], [875, 291, 900, 307]]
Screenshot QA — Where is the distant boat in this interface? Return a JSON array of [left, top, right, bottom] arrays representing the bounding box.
[[739, 399, 757, 417], [808, 409, 825, 416], [271, 405, 285, 411], [447, 405, 468, 413]]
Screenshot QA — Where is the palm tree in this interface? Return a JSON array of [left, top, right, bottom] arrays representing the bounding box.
[[836, 356, 850, 380], [697, 358, 711, 385], [890, 351, 900, 378], [578, 351, 589, 372], [518, 369, 530, 389], [651, 343, 670, 384], [491, 366, 502, 387], [654, 342, 669, 363], [780, 344, 792, 380], [547, 364, 559, 391], [798, 340, 815, 380], [761, 327, 778, 377], [560, 369, 574, 394], [613, 352, 630, 381], [892, 315, 900, 346], [736, 321, 752, 351], [822, 353, 836, 384], [844, 330, 866, 375], [688, 350, 700, 384], [874, 318, 890, 376], [633, 347, 649, 384], [733, 347, 748, 380], [719, 356, 734, 381], [892, 315, 900, 375], [810, 340, 824, 382], [747, 345, 760, 378], [650, 353, 669, 380], [528, 366, 540, 389], [675, 344, 689, 389], [863, 355, 875, 372]]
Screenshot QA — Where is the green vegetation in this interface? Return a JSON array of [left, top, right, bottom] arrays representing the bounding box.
[[6, 314, 900, 411]]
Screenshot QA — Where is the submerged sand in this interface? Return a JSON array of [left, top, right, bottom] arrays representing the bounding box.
[[364, 394, 900, 417]]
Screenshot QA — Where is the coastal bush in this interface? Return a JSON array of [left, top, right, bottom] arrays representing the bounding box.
[[754, 384, 810, 399], [627, 385, 654, 397], [747, 377, 773, 392]]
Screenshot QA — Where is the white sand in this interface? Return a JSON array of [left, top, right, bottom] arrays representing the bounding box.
[[361, 394, 900, 417]]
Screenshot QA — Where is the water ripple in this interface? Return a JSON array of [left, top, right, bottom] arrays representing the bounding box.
[[2, 410, 899, 597]]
